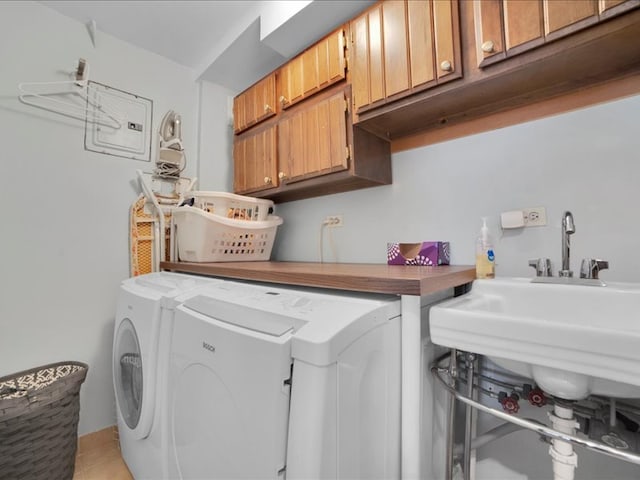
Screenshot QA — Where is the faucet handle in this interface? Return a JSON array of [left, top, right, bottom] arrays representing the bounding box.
[[580, 259, 609, 279], [528, 258, 552, 277]]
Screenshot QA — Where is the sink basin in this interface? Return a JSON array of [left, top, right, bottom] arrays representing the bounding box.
[[430, 278, 640, 400]]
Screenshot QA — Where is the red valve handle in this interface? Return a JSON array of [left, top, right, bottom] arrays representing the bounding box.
[[528, 388, 547, 407], [499, 395, 520, 414]]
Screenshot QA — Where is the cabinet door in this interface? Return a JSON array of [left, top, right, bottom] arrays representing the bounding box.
[[351, 0, 460, 113], [256, 74, 277, 119], [280, 28, 346, 109], [382, 1, 410, 97], [233, 94, 246, 134], [473, 0, 505, 63], [473, 0, 637, 67], [351, 4, 385, 112], [433, 0, 459, 80], [280, 56, 305, 107], [233, 125, 278, 194], [474, 0, 545, 64], [408, 0, 435, 88], [233, 73, 276, 134], [278, 91, 349, 184], [544, 0, 597, 35], [503, 1, 544, 50], [408, 0, 460, 86]]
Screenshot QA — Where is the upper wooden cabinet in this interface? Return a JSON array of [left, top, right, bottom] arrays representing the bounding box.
[[233, 73, 277, 134], [279, 27, 347, 110], [474, 0, 640, 67], [278, 90, 349, 184], [233, 124, 278, 193], [234, 85, 391, 203], [354, 0, 640, 140], [350, 0, 461, 114], [236, 90, 349, 196], [232, 22, 390, 203]]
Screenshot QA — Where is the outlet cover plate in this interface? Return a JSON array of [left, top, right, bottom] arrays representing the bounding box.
[[523, 207, 547, 227]]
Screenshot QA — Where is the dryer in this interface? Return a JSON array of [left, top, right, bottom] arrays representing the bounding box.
[[113, 272, 219, 480], [167, 280, 402, 480]]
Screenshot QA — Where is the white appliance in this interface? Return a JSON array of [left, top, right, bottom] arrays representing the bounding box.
[[112, 272, 219, 479], [167, 281, 403, 479]]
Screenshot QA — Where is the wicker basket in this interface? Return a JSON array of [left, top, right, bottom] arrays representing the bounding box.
[[0, 361, 89, 480]]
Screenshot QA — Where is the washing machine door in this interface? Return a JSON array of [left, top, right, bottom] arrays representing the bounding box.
[[114, 317, 148, 438], [169, 300, 294, 479]]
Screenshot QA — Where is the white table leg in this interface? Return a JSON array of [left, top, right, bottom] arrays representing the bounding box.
[[401, 294, 421, 480]]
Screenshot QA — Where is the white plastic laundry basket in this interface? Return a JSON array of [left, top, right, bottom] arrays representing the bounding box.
[[185, 191, 274, 221], [172, 206, 283, 262]]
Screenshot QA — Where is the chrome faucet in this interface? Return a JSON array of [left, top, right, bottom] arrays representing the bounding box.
[[559, 211, 575, 277], [529, 211, 609, 286]]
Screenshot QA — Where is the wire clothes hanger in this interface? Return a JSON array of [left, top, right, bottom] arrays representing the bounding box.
[[18, 58, 123, 129]]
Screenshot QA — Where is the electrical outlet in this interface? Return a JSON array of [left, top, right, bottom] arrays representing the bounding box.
[[324, 215, 344, 227], [522, 207, 547, 227]]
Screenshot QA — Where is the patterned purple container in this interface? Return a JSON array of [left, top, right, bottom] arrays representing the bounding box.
[[387, 242, 450, 266]]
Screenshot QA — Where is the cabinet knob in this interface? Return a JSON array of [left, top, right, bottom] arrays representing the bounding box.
[[440, 60, 453, 72], [279, 95, 288, 106], [278, 171, 287, 180], [481, 40, 495, 53], [264, 176, 272, 185], [264, 104, 272, 113]]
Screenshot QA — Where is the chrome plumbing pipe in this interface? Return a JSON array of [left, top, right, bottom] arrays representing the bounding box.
[[445, 349, 458, 480], [463, 353, 476, 480]]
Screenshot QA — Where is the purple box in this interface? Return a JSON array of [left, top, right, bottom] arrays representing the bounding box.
[[387, 242, 450, 266]]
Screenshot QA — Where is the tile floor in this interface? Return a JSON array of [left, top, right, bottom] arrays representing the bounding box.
[[73, 426, 133, 480]]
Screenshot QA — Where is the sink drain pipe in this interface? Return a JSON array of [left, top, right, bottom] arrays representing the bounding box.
[[548, 402, 579, 480]]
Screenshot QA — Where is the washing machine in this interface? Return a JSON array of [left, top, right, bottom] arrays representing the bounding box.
[[167, 280, 403, 480], [112, 272, 220, 480]]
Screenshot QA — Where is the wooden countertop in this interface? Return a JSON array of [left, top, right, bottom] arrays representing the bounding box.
[[160, 261, 476, 296]]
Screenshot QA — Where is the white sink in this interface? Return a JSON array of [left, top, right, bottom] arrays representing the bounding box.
[[430, 278, 640, 400]]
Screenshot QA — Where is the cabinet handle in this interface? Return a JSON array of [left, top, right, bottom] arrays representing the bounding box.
[[278, 171, 287, 180], [264, 104, 272, 113], [481, 40, 495, 53], [264, 176, 272, 185], [440, 60, 453, 72], [279, 95, 288, 106]]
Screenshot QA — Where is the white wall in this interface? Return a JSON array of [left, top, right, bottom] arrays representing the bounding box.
[[197, 81, 236, 191], [0, 2, 205, 435], [269, 93, 640, 283]]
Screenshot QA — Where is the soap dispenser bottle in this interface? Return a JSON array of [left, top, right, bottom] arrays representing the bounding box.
[[476, 217, 495, 279]]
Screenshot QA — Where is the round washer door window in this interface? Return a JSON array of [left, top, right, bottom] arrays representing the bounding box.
[[114, 318, 143, 430]]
